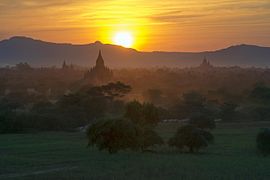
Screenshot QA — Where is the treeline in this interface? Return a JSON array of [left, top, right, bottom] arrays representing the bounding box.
[[2, 65, 270, 104], [1, 80, 270, 156], [0, 81, 131, 133], [2, 80, 270, 134]]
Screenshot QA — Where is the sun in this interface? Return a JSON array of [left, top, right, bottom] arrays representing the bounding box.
[[113, 31, 134, 48]]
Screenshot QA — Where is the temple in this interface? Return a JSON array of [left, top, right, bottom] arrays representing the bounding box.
[[84, 50, 113, 84], [199, 57, 213, 69], [62, 61, 74, 70]]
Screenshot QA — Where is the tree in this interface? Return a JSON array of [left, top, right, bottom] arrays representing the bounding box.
[[58, 81, 131, 122], [138, 127, 164, 151], [100, 81, 132, 100], [249, 84, 270, 121], [250, 83, 270, 104], [82, 81, 131, 101], [87, 118, 140, 153], [173, 91, 207, 119], [124, 101, 163, 152], [0, 111, 23, 133], [257, 128, 270, 156], [168, 125, 213, 153], [124, 100, 143, 124], [86, 118, 163, 153], [124, 101, 160, 126]]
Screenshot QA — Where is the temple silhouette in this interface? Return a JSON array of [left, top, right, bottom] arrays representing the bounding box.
[[84, 50, 113, 84], [199, 57, 213, 69], [62, 61, 74, 70]]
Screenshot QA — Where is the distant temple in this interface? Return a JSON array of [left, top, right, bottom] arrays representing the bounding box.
[[62, 61, 74, 70], [84, 50, 113, 84], [199, 57, 213, 69]]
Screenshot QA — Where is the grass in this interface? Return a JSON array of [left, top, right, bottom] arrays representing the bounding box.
[[0, 122, 270, 180]]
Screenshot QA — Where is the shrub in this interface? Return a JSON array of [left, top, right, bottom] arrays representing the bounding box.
[[168, 125, 213, 153], [257, 128, 270, 156]]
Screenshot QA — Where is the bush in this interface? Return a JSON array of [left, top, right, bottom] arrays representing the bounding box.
[[257, 128, 270, 156], [168, 125, 213, 153]]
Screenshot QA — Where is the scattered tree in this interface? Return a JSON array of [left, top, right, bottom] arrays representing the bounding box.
[[257, 128, 270, 156], [250, 83, 270, 104], [125, 101, 160, 126], [87, 117, 163, 153], [138, 127, 164, 151], [173, 91, 208, 119], [168, 125, 213, 153], [87, 118, 140, 153]]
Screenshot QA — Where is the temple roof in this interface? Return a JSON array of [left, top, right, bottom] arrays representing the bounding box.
[[96, 50, 105, 68]]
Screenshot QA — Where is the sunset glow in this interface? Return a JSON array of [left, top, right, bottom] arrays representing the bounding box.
[[113, 32, 134, 48], [0, 0, 270, 51]]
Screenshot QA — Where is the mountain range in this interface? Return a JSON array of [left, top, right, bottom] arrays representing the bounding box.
[[0, 36, 269, 68]]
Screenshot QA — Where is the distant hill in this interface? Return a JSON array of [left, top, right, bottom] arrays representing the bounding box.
[[0, 36, 270, 68]]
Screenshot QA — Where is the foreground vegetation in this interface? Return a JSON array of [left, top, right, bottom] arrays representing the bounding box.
[[1, 65, 270, 179], [0, 122, 270, 180]]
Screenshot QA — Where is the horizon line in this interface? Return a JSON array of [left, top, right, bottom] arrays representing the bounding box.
[[1, 35, 270, 53]]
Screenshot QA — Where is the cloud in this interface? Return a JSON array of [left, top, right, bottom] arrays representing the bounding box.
[[0, 0, 269, 51], [150, 11, 207, 23]]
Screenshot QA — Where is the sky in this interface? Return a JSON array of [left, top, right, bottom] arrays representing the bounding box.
[[0, 0, 270, 51]]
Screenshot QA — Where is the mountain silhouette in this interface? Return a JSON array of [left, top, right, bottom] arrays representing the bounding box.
[[0, 36, 270, 68]]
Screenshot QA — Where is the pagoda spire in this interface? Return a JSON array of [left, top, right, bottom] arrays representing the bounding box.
[[62, 60, 67, 69], [96, 50, 105, 68], [84, 50, 113, 83]]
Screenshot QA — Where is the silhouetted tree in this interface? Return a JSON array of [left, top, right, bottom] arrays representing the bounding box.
[[87, 118, 140, 153], [59, 81, 131, 121], [0, 111, 23, 133], [173, 91, 207, 119], [257, 128, 270, 156], [168, 125, 213, 153], [249, 84, 270, 121], [87, 117, 163, 153], [138, 127, 164, 151], [125, 101, 160, 126], [250, 83, 270, 104], [124, 101, 163, 151]]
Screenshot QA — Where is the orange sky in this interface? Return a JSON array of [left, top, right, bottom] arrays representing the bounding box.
[[0, 0, 270, 51]]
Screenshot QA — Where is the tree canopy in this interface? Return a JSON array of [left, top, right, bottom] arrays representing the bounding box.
[[168, 125, 213, 153]]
